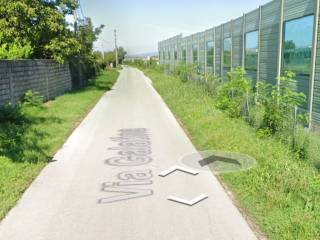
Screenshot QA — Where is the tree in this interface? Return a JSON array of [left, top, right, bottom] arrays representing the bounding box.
[[93, 51, 107, 69], [74, 18, 104, 77], [0, 0, 80, 62], [105, 51, 116, 66], [117, 46, 127, 64], [103, 47, 127, 67], [284, 40, 296, 65], [77, 18, 104, 59], [285, 40, 296, 50]]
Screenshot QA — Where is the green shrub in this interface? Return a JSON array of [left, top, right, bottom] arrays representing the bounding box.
[[154, 64, 166, 73], [0, 103, 26, 124], [248, 104, 265, 130], [23, 90, 44, 107], [146, 58, 157, 68], [260, 72, 306, 135], [0, 42, 33, 59], [174, 62, 198, 82], [293, 127, 320, 167], [204, 73, 221, 96], [216, 67, 252, 118], [153, 63, 320, 170]]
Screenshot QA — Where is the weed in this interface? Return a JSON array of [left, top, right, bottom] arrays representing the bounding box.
[[142, 67, 320, 239], [215, 68, 252, 118], [23, 90, 44, 107], [0, 70, 119, 220]]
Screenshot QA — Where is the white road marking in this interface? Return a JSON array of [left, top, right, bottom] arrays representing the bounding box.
[[168, 194, 208, 206], [158, 165, 199, 177]]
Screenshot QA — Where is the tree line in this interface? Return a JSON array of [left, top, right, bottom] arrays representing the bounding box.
[[0, 0, 126, 82]]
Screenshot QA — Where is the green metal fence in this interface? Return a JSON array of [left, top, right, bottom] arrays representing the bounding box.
[[158, 0, 320, 129]]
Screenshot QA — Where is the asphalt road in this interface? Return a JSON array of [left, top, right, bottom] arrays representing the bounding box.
[[0, 67, 257, 240]]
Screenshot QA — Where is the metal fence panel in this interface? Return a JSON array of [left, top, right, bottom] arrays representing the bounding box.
[[313, 1, 320, 124], [259, 0, 281, 85], [157, 0, 320, 128], [245, 9, 260, 32], [215, 26, 222, 77], [284, 0, 315, 21], [232, 17, 244, 69], [205, 28, 215, 74], [199, 32, 206, 73]]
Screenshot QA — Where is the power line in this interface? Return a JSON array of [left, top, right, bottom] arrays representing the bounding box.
[[73, 6, 78, 32], [78, 0, 85, 19], [99, 37, 112, 44]]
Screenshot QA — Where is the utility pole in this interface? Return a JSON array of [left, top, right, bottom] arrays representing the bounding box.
[[114, 29, 119, 66], [101, 42, 105, 60], [73, 5, 83, 87], [73, 6, 78, 33]]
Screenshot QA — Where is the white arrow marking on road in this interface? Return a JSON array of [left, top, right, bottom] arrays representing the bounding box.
[[168, 194, 208, 206], [158, 165, 199, 177]]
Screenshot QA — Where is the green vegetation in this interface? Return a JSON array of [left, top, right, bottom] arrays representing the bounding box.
[[0, 1, 102, 61], [206, 41, 214, 66], [0, 70, 119, 220], [1, 0, 79, 62], [245, 31, 259, 71], [245, 53, 258, 71], [223, 38, 231, 68], [95, 47, 127, 69], [133, 62, 320, 239], [0, 0, 109, 82], [192, 44, 198, 63]]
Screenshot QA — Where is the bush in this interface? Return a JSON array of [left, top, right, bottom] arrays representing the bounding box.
[[248, 104, 265, 129], [204, 73, 221, 96], [152, 62, 320, 170], [154, 64, 166, 73], [259, 72, 306, 135], [0, 42, 33, 59], [23, 90, 44, 107], [216, 68, 252, 118], [0, 103, 26, 123], [174, 62, 198, 82]]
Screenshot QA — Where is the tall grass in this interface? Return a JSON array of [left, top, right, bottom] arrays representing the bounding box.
[[143, 67, 320, 240], [0, 70, 119, 220]]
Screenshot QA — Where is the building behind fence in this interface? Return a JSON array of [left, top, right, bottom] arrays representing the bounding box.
[[158, 0, 320, 129], [0, 60, 72, 106]]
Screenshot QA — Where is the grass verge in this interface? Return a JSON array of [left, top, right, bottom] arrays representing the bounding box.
[[0, 70, 119, 220], [143, 68, 320, 240]]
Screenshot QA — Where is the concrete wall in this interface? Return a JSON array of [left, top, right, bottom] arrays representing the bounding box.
[[158, 0, 320, 129], [0, 60, 71, 106]]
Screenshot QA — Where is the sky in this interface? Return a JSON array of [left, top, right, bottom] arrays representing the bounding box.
[[80, 0, 271, 55]]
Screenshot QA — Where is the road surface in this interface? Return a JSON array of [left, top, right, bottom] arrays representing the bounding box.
[[0, 67, 257, 240]]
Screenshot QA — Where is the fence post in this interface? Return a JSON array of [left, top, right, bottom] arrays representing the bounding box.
[[8, 61, 14, 104], [308, 0, 320, 129], [242, 14, 246, 69], [221, 25, 224, 79], [45, 62, 50, 100], [257, 6, 262, 87], [230, 19, 233, 71], [277, 0, 284, 92], [197, 33, 200, 72], [78, 58, 83, 87], [213, 28, 216, 75], [204, 31, 207, 77], [292, 106, 298, 149], [255, 6, 263, 105], [185, 40, 188, 65]]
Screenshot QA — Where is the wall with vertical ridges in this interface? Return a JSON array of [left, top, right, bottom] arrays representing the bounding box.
[[0, 60, 71, 106]]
